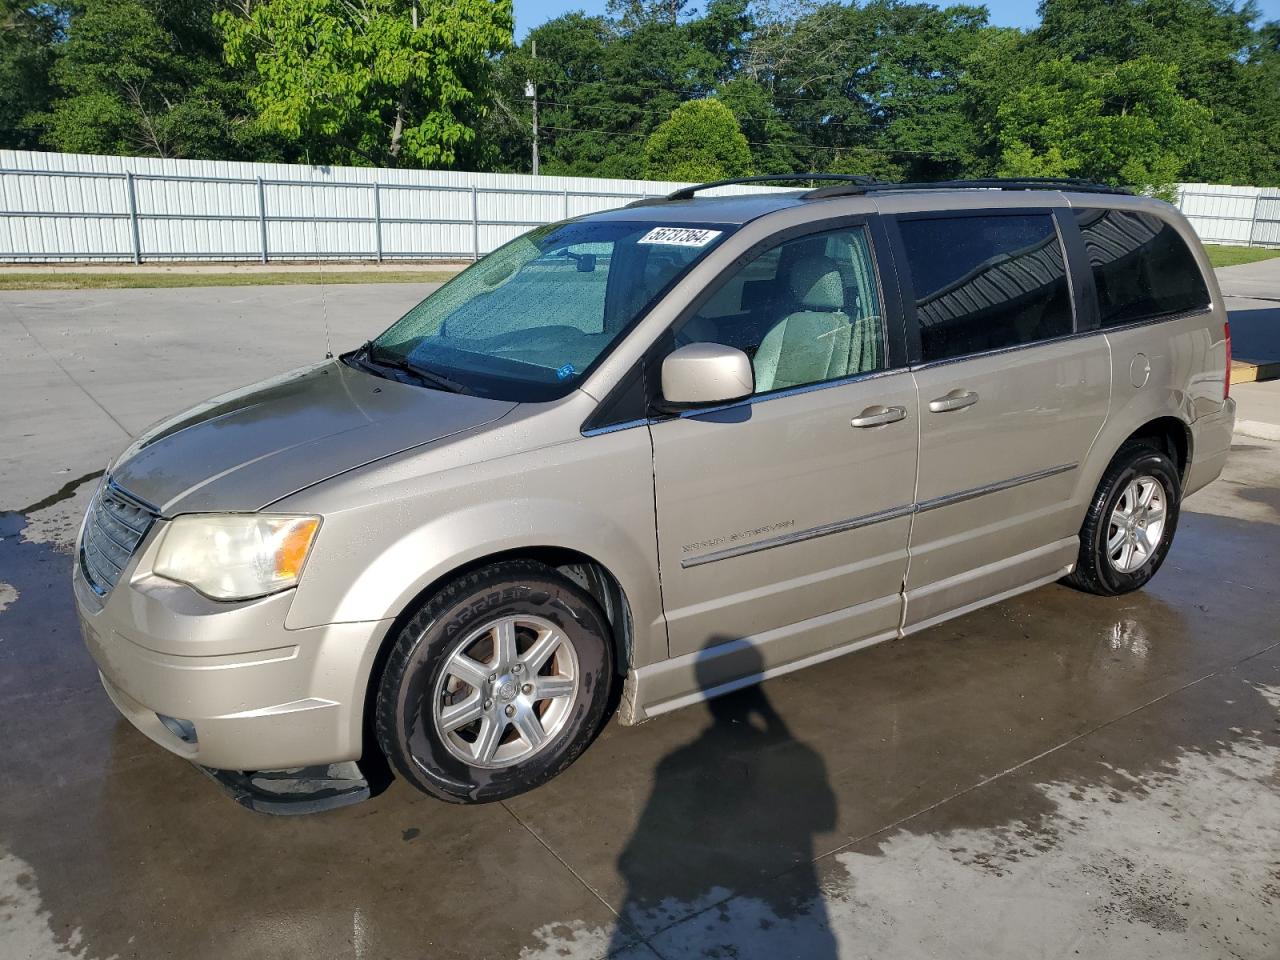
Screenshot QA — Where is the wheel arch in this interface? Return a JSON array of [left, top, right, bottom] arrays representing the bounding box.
[[1121, 415, 1193, 483], [360, 546, 638, 753]]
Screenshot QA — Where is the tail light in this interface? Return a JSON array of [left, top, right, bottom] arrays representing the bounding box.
[[1224, 320, 1232, 401]]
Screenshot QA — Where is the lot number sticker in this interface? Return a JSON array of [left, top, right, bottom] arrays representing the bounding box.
[[637, 227, 723, 247]]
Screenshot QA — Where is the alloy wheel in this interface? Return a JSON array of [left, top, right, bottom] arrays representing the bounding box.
[[431, 615, 580, 769], [1106, 474, 1167, 574]]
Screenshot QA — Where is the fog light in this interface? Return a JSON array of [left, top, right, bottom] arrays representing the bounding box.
[[157, 713, 198, 745]]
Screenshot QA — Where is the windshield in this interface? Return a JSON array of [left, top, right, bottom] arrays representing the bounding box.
[[365, 219, 734, 401]]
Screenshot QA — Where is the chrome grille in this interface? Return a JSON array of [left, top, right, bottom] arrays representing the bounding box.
[[80, 481, 156, 596]]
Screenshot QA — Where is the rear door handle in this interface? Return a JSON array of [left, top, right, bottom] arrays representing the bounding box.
[[928, 389, 979, 413], [850, 404, 907, 428]]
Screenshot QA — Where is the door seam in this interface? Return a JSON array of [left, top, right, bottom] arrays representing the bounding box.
[[898, 370, 923, 638]]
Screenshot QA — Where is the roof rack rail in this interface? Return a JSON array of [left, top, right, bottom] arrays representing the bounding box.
[[628, 173, 879, 207], [803, 177, 1130, 199]]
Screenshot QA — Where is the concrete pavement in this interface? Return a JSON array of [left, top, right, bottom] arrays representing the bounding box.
[[2, 282, 1280, 959], [0, 281, 433, 511], [1215, 255, 1280, 301], [1219, 257, 1280, 384]]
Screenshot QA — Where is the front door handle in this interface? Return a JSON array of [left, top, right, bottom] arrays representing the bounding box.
[[928, 389, 979, 413], [851, 404, 907, 428]]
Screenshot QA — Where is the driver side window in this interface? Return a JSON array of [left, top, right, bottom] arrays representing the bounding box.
[[670, 226, 886, 395]]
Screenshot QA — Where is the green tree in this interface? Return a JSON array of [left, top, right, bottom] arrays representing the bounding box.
[[994, 56, 1211, 190], [37, 0, 265, 159], [218, 0, 513, 168], [485, 4, 740, 179], [643, 98, 753, 181], [484, 14, 621, 176], [0, 2, 65, 149], [743, 1, 991, 180], [719, 75, 804, 174], [1031, 0, 1280, 185], [607, 0, 693, 27]]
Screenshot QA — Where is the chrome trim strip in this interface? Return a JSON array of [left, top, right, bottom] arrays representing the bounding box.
[[581, 417, 650, 438], [681, 461, 1078, 569], [681, 503, 915, 569], [916, 461, 1078, 513], [106, 477, 162, 516]]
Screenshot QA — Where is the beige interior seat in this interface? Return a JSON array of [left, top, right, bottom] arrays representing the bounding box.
[[753, 256, 851, 392]]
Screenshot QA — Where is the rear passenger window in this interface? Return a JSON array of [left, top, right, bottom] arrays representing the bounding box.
[[899, 214, 1073, 363], [1074, 208, 1210, 326]]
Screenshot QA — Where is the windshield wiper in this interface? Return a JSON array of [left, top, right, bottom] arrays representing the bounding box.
[[357, 341, 472, 395]]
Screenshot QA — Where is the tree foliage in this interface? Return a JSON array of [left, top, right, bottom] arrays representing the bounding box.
[[643, 98, 753, 180], [1, 1, 64, 149], [35, 1, 271, 159], [3, 0, 1279, 187], [218, 0, 513, 168], [994, 57, 1211, 189]]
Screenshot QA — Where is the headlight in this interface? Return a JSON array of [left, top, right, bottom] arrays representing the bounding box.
[[153, 514, 321, 600]]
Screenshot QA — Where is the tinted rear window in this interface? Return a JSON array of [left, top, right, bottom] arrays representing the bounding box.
[[1074, 208, 1210, 326], [899, 214, 1073, 363]]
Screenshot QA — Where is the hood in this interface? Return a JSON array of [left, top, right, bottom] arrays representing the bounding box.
[[110, 359, 517, 515]]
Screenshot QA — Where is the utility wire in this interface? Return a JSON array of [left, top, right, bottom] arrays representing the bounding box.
[[536, 97, 880, 130], [530, 72, 918, 106], [538, 124, 958, 157]]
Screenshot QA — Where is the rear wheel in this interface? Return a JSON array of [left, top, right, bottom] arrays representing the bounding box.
[[1064, 441, 1182, 596], [374, 560, 615, 803]]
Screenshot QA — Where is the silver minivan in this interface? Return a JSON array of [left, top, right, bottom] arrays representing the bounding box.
[[75, 176, 1235, 811]]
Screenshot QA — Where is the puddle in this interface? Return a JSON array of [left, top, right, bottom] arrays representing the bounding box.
[[16, 470, 104, 517], [521, 679, 1280, 959]]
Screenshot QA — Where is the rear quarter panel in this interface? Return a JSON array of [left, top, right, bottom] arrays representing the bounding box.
[[1071, 200, 1230, 504]]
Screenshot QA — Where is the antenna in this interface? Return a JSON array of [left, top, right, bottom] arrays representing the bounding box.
[[306, 148, 334, 359]]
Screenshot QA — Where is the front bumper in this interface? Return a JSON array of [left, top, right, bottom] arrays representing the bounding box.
[[74, 536, 392, 773]]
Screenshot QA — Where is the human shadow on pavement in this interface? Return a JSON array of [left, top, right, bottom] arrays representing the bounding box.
[[608, 639, 838, 958]]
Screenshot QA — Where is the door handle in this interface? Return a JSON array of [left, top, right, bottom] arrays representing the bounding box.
[[850, 404, 907, 428], [928, 389, 979, 413]]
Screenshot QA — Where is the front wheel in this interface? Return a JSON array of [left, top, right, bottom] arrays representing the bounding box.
[[1063, 440, 1182, 596], [374, 560, 615, 803]]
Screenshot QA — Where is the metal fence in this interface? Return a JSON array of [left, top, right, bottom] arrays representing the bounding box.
[[3, 150, 1277, 262], [0, 150, 775, 264], [1175, 183, 1280, 248]]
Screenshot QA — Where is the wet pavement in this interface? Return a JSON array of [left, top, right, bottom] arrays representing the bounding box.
[[2, 285, 1280, 959]]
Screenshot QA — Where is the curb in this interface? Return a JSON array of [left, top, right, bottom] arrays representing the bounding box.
[[1235, 420, 1280, 442], [1231, 360, 1280, 384]]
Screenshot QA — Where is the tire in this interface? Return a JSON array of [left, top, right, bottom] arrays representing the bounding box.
[[374, 560, 615, 803], [1063, 440, 1182, 596]]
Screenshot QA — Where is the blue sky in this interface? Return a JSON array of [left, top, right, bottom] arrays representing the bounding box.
[[514, 0, 1280, 39]]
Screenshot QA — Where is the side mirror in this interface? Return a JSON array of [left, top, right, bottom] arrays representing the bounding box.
[[657, 342, 754, 411], [575, 253, 596, 273]]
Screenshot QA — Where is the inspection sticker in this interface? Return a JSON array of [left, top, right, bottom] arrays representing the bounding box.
[[636, 226, 722, 247]]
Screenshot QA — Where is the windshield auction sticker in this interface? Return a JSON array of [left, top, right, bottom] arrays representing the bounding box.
[[637, 227, 723, 247]]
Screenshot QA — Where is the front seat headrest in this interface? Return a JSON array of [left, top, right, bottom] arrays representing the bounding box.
[[788, 256, 845, 311]]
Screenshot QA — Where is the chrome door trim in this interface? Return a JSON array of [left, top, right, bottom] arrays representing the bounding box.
[[680, 503, 915, 569], [680, 461, 1079, 569], [916, 462, 1078, 513], [581, 417, 651, 438]]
